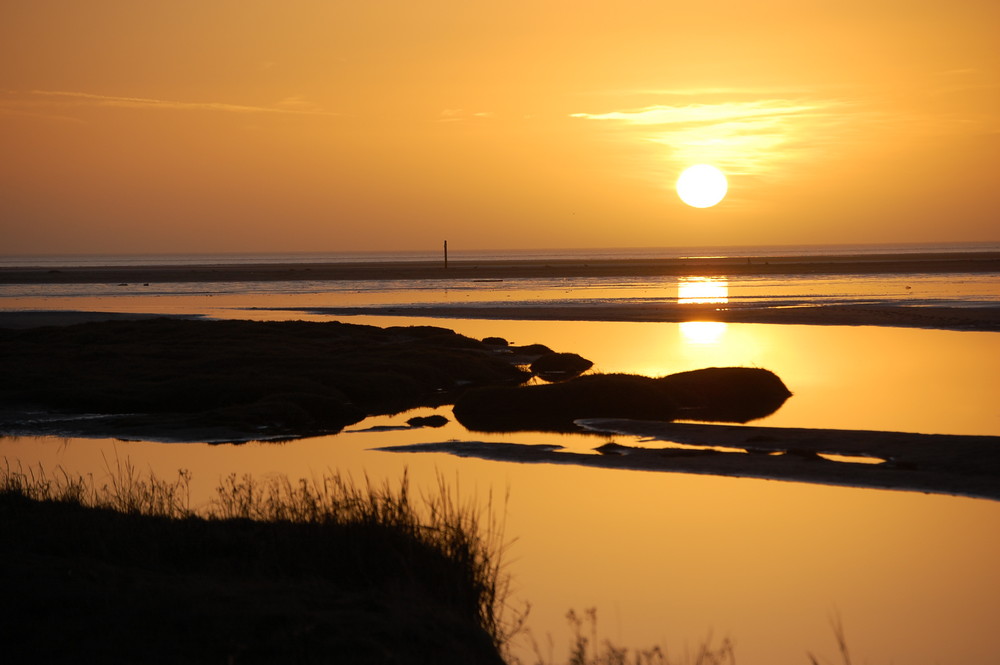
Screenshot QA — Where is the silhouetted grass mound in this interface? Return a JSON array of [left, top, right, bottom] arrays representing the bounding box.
[[529, 352, 594, 381], [659, 367, 792, 422], [407, 414, 450, 428], [453, 368, 791, 432], [454, 374, 679, 432], [0, 467, 510, 664], [0, 318, 530, 441]]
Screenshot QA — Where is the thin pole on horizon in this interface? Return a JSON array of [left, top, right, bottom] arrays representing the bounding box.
[[443, 240, 448, 269]]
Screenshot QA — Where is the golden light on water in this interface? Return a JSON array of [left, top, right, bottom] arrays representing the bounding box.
[[2, 311, 999, 665], [677, 277, 729, 344], [677, 277, 729, 304], [679, 320, 728, 345]]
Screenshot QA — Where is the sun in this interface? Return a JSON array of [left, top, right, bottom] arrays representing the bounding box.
[[676, 164, 728, 208]]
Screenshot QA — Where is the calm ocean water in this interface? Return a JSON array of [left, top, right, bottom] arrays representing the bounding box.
[[2, 240, 999, 268]]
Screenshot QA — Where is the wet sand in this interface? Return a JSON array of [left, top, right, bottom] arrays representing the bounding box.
[[288, 302, 1000, 332], [380, 420, 1000, 502], [2, 302, 998, 332], [3, 250, 1000, 284]]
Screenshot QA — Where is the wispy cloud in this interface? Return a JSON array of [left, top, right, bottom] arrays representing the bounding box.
[[437, 108, 495, 122], [570, 100, 830, 126], [2, 89, 338, 117], [571, 95, 859, 179]]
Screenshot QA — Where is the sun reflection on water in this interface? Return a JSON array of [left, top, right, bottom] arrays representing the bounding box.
[[677, 277, 729, 344], [679, 320, 728, 345], [677, 276, 729, 304]]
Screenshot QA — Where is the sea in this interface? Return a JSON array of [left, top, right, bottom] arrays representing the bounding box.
[[3, 240, 999, 267]]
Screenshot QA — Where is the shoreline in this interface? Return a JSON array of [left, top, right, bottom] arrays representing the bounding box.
[[282, 303, 1000, 332], [2, 301, 1000, 332], [379, 420, 1000, 503], [2, 251, 1000, 284]]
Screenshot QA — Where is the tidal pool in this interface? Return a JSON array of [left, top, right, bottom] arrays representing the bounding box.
[[2, 316, 999, 664]]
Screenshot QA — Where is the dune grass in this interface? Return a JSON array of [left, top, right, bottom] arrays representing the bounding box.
[[514, 608, 736, 665], [0, 460, 517, 664], [515, 607, 861, 665]]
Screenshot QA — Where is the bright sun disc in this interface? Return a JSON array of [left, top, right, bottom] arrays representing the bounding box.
[[676, 164, 728, 208]]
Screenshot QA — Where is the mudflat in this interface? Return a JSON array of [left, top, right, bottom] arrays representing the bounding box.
[[381, 420, 1000, 502], [3, 251, 1000, 284], [1, 303, 999, 332], [290, 302, 1000, 332]]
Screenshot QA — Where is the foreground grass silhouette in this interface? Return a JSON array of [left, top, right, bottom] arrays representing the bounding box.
[[0, 462, 512, 664], [1, 463, 866, 665]]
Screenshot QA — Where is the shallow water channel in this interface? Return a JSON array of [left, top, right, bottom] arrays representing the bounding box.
[[3, 314, 1000, 664]]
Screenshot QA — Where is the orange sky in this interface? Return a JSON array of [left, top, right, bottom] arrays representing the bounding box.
[[2, 1, 998, 255]]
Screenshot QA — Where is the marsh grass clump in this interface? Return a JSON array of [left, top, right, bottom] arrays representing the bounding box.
[[657, 367, 792, 423], [515, 608, 736, 665], [1, 455, 195, 517], [807, 612, 856, 665], [0, 461, 514, 664], [528, 352, 594, 382]]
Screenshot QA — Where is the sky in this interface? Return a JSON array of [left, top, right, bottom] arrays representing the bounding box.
[[2, 0, 998, 255]]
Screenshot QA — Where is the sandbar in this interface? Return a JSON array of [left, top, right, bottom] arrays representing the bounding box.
[[282, 302, 1000, 332], [1, 302, 998, 332], [380, 419, 1000, 502], [3, 251, 999, 285]]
